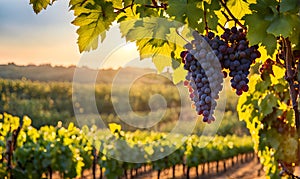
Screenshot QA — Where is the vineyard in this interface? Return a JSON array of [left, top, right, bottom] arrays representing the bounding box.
[[0, 113, 253, 179], [2, 0, 300, 178], [0, 77, 245, 135]]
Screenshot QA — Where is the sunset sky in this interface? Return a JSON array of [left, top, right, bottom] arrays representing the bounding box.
[[0, 0, 147, 69]]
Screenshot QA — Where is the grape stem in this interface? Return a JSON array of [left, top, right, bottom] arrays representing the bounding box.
[[219, 0, 247, 30], [175, 28, 191, 44], [204, 8, 209, 35], [114, 1, 167, 14], [217, 23, 226, 31], [282, 37, 300, 162]]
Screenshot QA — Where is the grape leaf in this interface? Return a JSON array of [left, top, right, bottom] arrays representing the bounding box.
[[123, 0, 133, 7], [171, 58, 180, 69], [244, 12, 277, 55], [287, 14, 300, 46], [270, 65, 285, 84], [203, 1, 221, 31], [166, 28, 186, 58], [136, 38, 173, 72], [152, 55, 172, 73], [280, 0, 299, 12], [72, 1, 117, 52], [136, 5, 159, 18], [166, 0, 204, 31], [117, 6, 139, 32], [29, 0, 52, 14], [259, 93, 278, 119], [172, 64, 187, 84], [135, 0, 151, 4], [108, 123, 121, 133], [244, 14, 270, 45], [249, 0, 278, 15], [69, 0, 93, 10], [107, 0, 123, 9], [205, 10, 218, 31], [261, 34, 277, 56], [226, 0, 254, 19], [267, 15, 293, 37], [123, 18, 174, 41], [120, 18, 180, 73]]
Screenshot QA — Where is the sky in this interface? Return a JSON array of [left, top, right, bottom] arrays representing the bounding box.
[[0, 0, 151, 69]]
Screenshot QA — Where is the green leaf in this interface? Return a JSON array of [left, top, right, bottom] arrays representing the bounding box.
[[69, 0, 93, 10], [172, 64, 186, 84], [204, 1, 219, 31], [107, 0, 123, 9], [123, 0, 132, 7], [267, 15, 293, 37], [259, 93, 277, 118], [72, 0, 117, 52], [280, 0, 299, 12], [244, 12, 277, 55], [167, 0, 204, 31], [261, 34, 277, 56], [248, 0, 278, 23], [29, 0, 51, 14], [136, 5, 159, 18], [206, 0, 221, 10], [123, 18, 175, 41], [244, 13, 270, 45], [287, 14, 300, 46], [171, 58, 180, 69], [135, 0, 151, 4]]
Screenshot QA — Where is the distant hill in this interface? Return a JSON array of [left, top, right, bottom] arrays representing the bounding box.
[[0, 63, 172, 84]]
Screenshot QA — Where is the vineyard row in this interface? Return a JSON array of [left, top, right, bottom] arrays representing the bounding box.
[[0, 113, 254, 179]]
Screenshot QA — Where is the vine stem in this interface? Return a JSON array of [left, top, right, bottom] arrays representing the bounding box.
[[114, 2, 167, 14], [219, 0, 247, 30], [279, 160, 300, 179], [217, 23, 226, 31], [204, 8, 209, 35], [282, 37, 300, 163]]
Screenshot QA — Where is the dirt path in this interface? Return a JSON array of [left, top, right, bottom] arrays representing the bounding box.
[[136, 156, 265, 179], [53, 154, 265, 179]]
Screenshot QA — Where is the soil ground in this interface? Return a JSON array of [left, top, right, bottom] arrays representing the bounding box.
[[62, 154, 266, 179], [135, 154, 265, 179]]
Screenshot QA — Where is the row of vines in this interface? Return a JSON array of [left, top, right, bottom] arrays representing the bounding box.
[[0, 113, 253, 179]]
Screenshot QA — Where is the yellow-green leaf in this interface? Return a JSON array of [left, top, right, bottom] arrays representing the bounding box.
[[109, 123, 121, 133], [72, 1, 117, 52], [172, 64, 187, 84], [29, 0, 51, 14]]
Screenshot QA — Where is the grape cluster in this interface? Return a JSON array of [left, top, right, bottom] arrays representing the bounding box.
[[181, 31, 223, 123], [209, 27, 261, 95], [181, 27, 261, 122]]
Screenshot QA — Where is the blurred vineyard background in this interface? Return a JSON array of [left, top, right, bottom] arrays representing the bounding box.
[[0, 63, 257, 178], [0, 63, 247, 136]]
